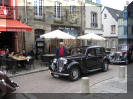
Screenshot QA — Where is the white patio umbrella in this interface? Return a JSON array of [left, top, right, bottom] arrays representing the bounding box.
[[40, 30, 75, 39], [77, 33, 106, 40]]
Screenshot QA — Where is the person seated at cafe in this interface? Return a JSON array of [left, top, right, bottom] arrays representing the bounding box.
[[3, 48, 9, 58], [21, 49, 28, 57], [8, 51, 15, 57], [17, 49, 27, 69]]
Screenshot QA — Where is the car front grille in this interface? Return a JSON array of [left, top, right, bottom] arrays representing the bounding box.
[[57, 59, 64, 72], [114, 53, 121, 60]]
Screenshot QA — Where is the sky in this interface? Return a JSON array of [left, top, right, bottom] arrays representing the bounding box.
[[101, 0, 133, 11]]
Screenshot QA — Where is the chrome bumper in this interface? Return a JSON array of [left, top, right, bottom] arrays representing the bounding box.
[[111, 60, 126, 63], [50, 71, 69, 76]]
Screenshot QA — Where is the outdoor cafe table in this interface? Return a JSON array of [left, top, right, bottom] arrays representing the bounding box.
[[42, 54, 56, 65], [8, 56, 28, 74]]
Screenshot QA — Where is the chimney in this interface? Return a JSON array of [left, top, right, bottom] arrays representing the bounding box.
[[124, 1, 129, 9], [126, 1, 129, 5]]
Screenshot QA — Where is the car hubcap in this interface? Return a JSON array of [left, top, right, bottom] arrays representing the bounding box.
[[104, 62, 108, 70], [72, 69, 79, 79]]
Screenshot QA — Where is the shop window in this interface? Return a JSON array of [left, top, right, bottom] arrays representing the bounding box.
[[34, 0, 43, 18], [91, 12, 97, 28], [54, 1, 61, 19]]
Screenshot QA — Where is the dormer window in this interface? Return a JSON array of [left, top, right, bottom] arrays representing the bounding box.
[[104, 14, 107, 19]]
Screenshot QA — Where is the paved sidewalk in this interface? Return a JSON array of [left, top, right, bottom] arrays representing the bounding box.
[[90, 77, 127, 93], [6, 60, 49, 78]]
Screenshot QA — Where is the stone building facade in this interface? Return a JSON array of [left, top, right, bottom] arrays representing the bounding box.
[[17, 0, 83, 53]]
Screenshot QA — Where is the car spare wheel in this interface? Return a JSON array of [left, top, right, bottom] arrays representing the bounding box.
[[102, 60, 109, 72], [69, 67, 80, 81]]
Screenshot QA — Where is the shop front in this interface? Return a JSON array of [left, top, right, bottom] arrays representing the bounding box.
[[0, 19, 32, 52]]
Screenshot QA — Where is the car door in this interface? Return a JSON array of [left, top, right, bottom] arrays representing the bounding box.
[[95, 47, 104, 68], [86, 48, 97, 70]]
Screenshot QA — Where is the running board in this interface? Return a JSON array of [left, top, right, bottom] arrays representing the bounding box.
[[88, 68, 102, 72]]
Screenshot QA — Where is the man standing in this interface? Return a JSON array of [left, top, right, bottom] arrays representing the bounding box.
[[56, 42, 67, 58]]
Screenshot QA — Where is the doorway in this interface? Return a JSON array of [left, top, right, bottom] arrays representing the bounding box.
[[0, 32, 14, 51]]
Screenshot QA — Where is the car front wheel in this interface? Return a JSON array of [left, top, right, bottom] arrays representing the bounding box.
[[102, 61, 109, 72], [69, 67, 80, 81]]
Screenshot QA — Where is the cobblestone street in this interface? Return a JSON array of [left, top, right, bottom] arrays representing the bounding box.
[[11, 64, 124, 93]]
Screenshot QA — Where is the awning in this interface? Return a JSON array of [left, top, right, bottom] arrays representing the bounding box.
[[0, 19, 32, 32]]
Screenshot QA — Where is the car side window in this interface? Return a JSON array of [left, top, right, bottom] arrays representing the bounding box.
[[95, 47, 103, 55], [87, 48, 95, 56]]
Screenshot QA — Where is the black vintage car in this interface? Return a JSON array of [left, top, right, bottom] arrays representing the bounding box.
[[49, 46, 110, 81]]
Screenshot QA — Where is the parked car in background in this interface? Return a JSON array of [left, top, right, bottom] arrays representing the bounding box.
[[110, 44, 133, 64], [49, 46, 110, 81]]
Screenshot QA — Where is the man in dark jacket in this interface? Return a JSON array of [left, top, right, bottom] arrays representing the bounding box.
[[56, 42, 67, 58]]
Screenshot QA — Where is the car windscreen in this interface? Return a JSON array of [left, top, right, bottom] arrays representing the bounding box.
[[71, 47, 86, 55]]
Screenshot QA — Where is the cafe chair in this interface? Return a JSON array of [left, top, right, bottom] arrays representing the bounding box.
[[26, 57, 35, 69], [6, 59, 17, 74], [1, 56, 7, 71]]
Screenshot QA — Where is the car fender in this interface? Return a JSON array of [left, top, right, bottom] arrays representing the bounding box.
[[67, 61, 79, 70], [49, 63, 55, 71]]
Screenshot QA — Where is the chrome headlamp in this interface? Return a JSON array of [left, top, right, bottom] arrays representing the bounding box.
[[63, 59, 68, 64], [53, 58, 57, 63], [60, 57, 68, 64]]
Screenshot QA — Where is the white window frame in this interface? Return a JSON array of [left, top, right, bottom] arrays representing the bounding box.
[[34, 0, 43, 19], [111, 25, 116, 34], [91, 12, 97, 27], [106, 40, 109, 48], [70, 6, 76, 14], [112, 40, 116, 48], [54, 1, 61, 20]]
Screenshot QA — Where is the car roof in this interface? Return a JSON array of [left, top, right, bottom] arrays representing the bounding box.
[[87, 46, 103, 49], [70, 46, 103, 50]]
